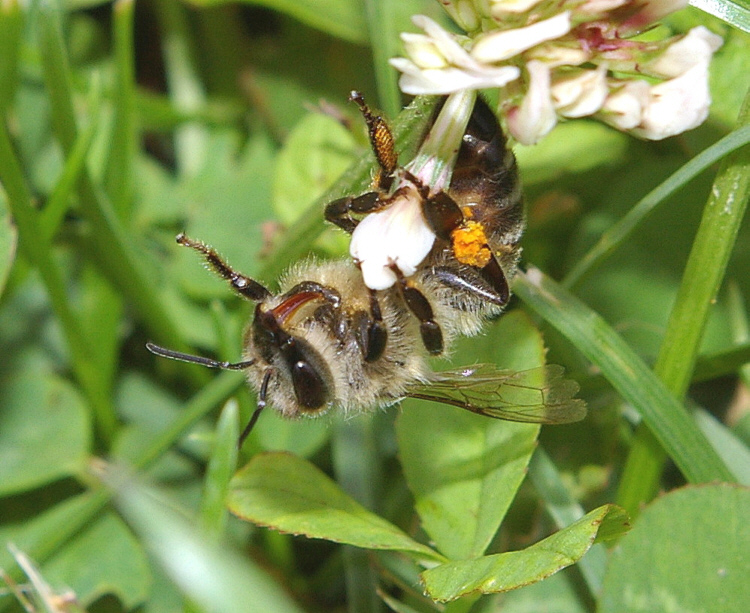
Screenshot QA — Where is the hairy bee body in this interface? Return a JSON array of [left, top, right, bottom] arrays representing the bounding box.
[[244, 259, 429, 419]]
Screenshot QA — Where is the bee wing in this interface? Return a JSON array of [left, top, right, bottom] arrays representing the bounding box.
[[405, 364, 587, 424]]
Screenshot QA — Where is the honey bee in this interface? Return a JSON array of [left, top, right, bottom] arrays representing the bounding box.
[[325, 92, 524, 357], [147, 235, 585, 447]]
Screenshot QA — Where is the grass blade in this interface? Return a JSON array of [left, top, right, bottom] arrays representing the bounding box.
[[514, 268, 735, 485]]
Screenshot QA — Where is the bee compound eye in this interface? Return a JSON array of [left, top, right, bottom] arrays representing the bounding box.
[[291, 360, 328, 410]]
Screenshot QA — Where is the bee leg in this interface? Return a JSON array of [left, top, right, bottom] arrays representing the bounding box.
[[176, 233, 271, 301], [325, 191, 383, 234], [432, 264, 509, 306], [419, 192, 510, 305], [238, 368, 272, 448], [422, 191, 464, 240], [390, 264, 443, 355], [478, 254, 510, 305], [349, 91, 398, 191]]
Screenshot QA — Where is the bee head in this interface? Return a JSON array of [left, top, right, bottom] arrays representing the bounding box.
[[248, 294, 336, 419]]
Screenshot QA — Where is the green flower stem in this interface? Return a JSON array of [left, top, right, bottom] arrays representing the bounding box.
[[514, 269, 734, 485], [616, 87, 750, 515], [563, 124, 750, 289], [364, 0, 401, 119]]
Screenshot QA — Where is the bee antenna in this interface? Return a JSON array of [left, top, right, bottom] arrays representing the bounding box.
[[238, 369, 272, 448], [146, 342, 255, 371]]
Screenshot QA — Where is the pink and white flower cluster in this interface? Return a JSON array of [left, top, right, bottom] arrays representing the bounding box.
[[390, 0, 722, 144]]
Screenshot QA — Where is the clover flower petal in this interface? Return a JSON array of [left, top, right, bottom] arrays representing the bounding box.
[[471, 12, 572, 63], [646, 26, 723, 78], [551, 66, 609, 117], [630, 62, 712, 140], [598, 79, 650, 130], [350, 185, 436, 290], [507, 60, 557, 144]]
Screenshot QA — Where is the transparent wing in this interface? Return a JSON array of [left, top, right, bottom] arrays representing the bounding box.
[[406, 364, 587, 424]]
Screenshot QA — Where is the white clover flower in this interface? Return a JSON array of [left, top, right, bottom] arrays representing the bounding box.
[[630, 62, 713, 140], [507, 61, 557, 145], [471, 12, 572, 63], [645, 26, 723, 78], [598, 80, 651, 130], [350, 90, 477, 290], [551, 65, 609, 118], [350, 183, 436, 290], [391, 0, 722, 143]]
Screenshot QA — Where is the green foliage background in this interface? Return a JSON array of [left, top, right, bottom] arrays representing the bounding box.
[[0, 1, 749, 612]]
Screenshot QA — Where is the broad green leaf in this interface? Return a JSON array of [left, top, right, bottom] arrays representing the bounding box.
[[396, 311, 549, 560], [187, 0, 368, 44], [228, 451, 444, 562], [43, 512, 150, 609], [255, 409, 331, 458], [600, 484, 750, 613], [102, 464, 306, 613], [272, 112, 357, 225], [422, 504, 630, 602], [0, 372, 91, 496], [493, 570, 588, 613], [0, 493, 102, 572]]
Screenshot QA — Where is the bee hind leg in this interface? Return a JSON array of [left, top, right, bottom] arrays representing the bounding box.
[[390, 264, 443, 355], [432, 262, 509, 307]]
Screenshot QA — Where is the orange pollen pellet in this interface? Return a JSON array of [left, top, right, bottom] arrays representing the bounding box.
[[451, 221, 492, 268]]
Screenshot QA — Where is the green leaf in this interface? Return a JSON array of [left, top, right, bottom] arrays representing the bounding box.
[[0, 372, 91, 496], [187, 0, 368, 43], [199, 400, 239, 541], [102, 464, 307, 613], [273, 112, 357, 224], [600, 484, 750, 613], [0, 188, 16, 297], [421, 505, 630, 602], [43, 512, 150, 609], [228, 451, 445, 562], [514, 269, 735, 485], [396, 311, 549, 560]]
